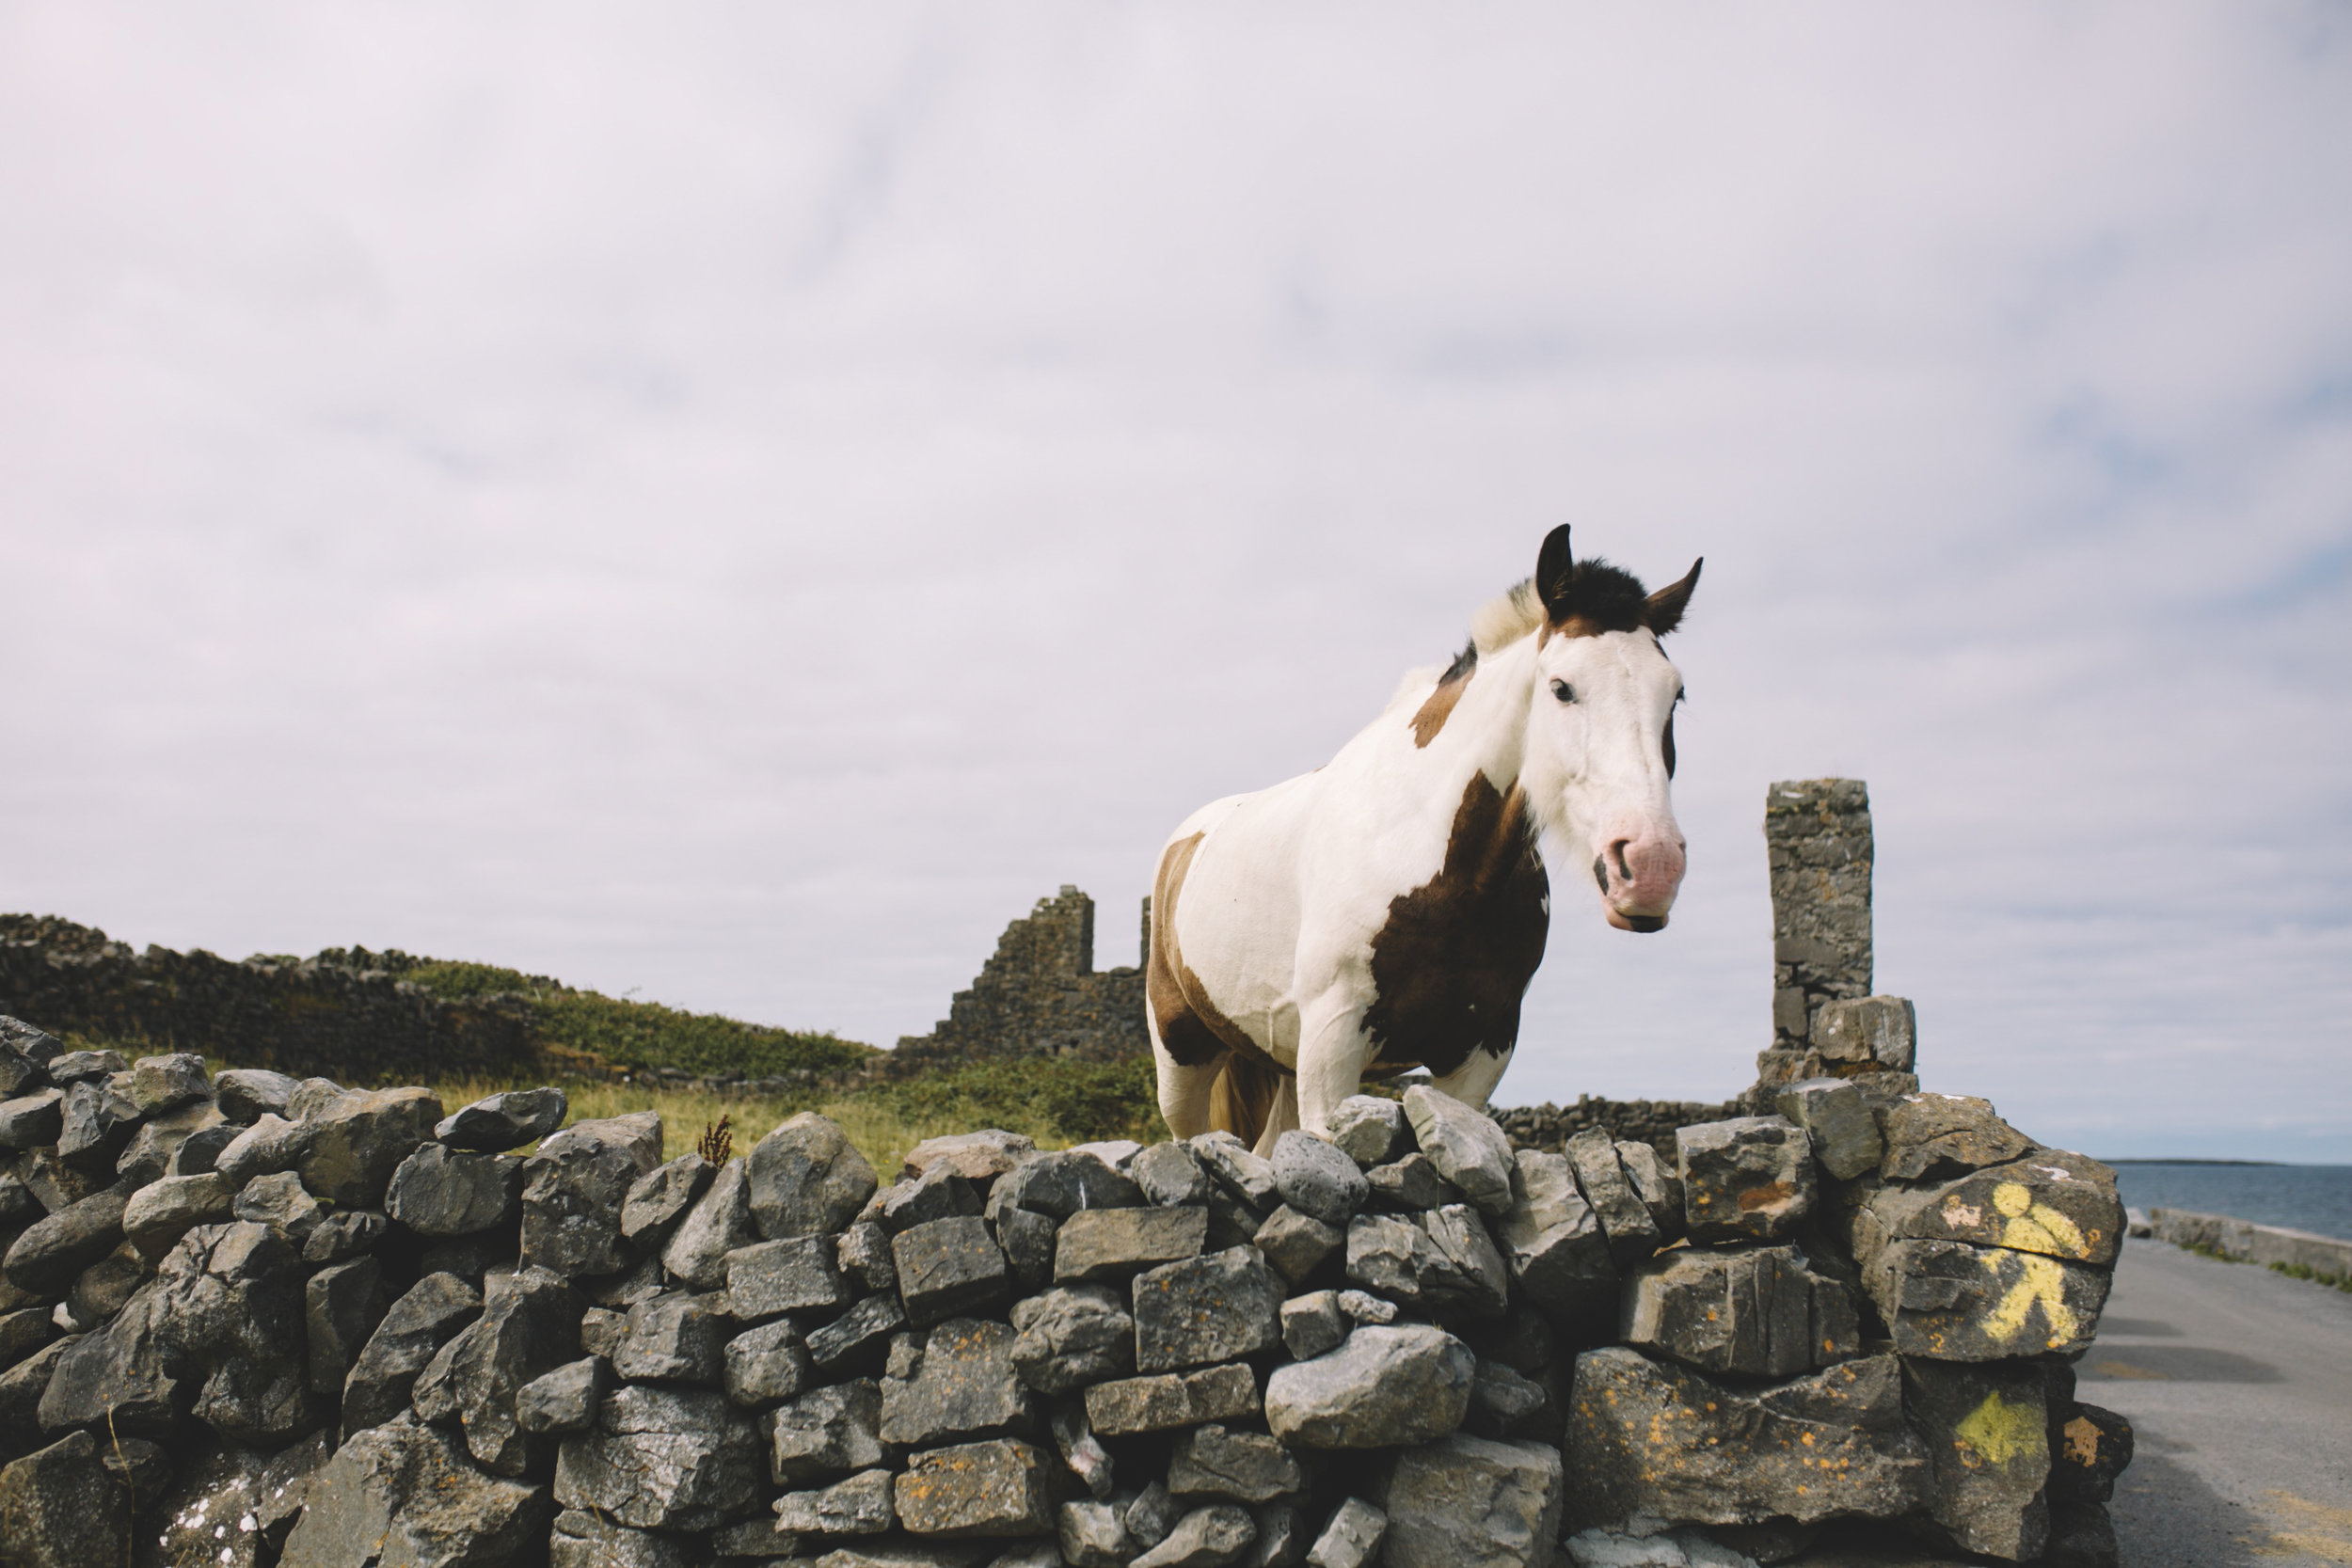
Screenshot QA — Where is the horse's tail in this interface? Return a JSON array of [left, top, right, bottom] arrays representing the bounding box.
[[1206, 1051, 1295, 1153]]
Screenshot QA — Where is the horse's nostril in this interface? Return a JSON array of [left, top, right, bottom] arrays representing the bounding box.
[[1591, 856, 1609, 894], [1611, 840, 1634, 881]]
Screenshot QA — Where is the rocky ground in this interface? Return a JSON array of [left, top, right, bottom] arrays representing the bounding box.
[[0, 1005, 2136, 1568]]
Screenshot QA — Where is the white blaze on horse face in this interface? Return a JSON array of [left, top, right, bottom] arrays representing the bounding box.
[[1526, 626, 1687, 932]]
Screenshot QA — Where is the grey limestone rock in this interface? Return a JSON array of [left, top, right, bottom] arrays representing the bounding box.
[[0, 1431, 133, 1568], [1133, 1246, 1282, 1372], [1814, 995, 1917, 1070], [904, 1129, 1038, 1185], [422, 1264, 583, 1475], [1853, 1148, 2125, 1268], [728, 1233, 854, 1320], [341, 1272, 482, 1437], [840, 1218, 900, 1292], [213, 1069, 299, 1125], [613, 1290, 729, 1385], [1493, 1149, 1618, 1330], [551, 1508, 705, 1568], [808, 1291, 909, 1377], [1056, 1204, 1207, 1282], [233, 1170, 326, 1248], [1859, 1235, 2110, 1360], [1133, 1139, 1214, 1207], [214, 1114, 314, 1187], [554, 1382, 765, 1529], [1009, 1282, 1134, 1395], [1128, 1479, 1183, 1547], [1879, 1094, 2033, 1181], [45, 1051, 125, 1085], [167, 1119, 241, 1177], [1049, 1402, 1115, 1500], [1380, 1433, 1563, 1568], [1676, 1117, 1816, 1243], [769, 1379, 886, 1483], [896, 1214, 1012, 1325], [54, 1079, 135, 1171], [0, 1088, 65, 1149], [1188, 1132, 1279, 1212], [1251, 1204, 1344, 1288], [621, 1152, 714, 1243], [538, 1110, 664, 1168], [122, 1171, 234, 1261], [1772, 1078, 1883, 1180], [1363, 1152, 1461, 1212], [1167, 1429, 1298, 1504], [67, 1240, 150, 1325], [992, 1150, 1144, 1220], [711, 1513, 807, 1558], [749, 1112, 878, 1239], [724, 1315, 810, 1406], [1326, 1096, 1409, 1168], [1271, 1132, 1368, 1227], [385, 1144, 525, 1236], [0, 1305, 48, 1368], [521, 1128, 652, 1278], [1565, 1129, 1663, 1266], [4, 1180, 132, 1296], [1613, 1141, 1684, 1242], [1619, 1244, 1838, 1378], [1134, 1505, 1257, 1568], [1305, 1497, 1386, 1568], [993, 1204, 1057, 1291], [1401, 1087, 1515, 1215], [1903, 1357, 2051, 1560], [1343, 1210, 1505, 1320], [284, 1078, 347, 1121], [878, 1163, 985, 1233], [1061, 1498, 1136, 1567], [666, 1159, 760, 1289], [125, 1052, 210, 1115], [1263, 1323, 1473, 1449], [1279, 1291, 1345, 1361], [777, 1467, 898, 1534], [894, 1438, 1060, 1538], [298, 1086, 443, 1208], [517, 1354, 612, 1434], [1084, 1364, 1258, 1437], [306, 1255, 389, 1395], [881, 1316, 1036, 1446], [1564, 1348, 1929, 1531], [437, 1086, 568, 1151], [0, 1340, 74, 1459], [579, 1305, 627, 1359], [1248, 1500, 1306, 1568], [279, 1412, 553, 1568], [303, 1209, 389, 1266]]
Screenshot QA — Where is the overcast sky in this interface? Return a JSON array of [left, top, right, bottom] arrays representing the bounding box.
[[3, 5, 2346, 1161]]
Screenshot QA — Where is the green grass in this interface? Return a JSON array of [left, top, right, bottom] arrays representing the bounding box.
[[429, 1057, 1165, 1175], [2180, 1241, 2352, 1295]]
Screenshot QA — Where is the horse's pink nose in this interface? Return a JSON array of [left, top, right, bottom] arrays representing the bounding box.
[[1599, 832, 1686, 930]]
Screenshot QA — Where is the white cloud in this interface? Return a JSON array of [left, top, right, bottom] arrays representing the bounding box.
[[2, 3, 2346, 1158]]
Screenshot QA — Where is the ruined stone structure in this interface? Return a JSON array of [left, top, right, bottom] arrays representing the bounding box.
[[887, 888, 1152, 1078], [1763, 778, 1875, 1053]]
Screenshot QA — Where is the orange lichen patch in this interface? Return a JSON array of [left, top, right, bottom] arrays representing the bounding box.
[[1738, 1181, 1795, 1212]]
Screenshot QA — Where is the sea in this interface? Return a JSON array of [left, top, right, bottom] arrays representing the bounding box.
[[2108, 1162, 2352, 1243]]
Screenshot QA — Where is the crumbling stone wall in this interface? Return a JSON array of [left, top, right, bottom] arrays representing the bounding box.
[[889, 888, 1152, 1077], [0, 915, 536, 1085], [1763, 779, 1874, 1053]]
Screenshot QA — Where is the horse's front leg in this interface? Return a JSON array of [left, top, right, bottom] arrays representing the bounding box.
[[1426, 1044, 1515, 1114], [1293, 987, 1375, 1140]]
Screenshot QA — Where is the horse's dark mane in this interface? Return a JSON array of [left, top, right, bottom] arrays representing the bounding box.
[[1438, 641, 1478, 685], [1550, 556, 1650, 632]]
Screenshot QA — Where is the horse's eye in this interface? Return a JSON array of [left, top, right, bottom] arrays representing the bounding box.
[[1549, 679, 1576, 704]]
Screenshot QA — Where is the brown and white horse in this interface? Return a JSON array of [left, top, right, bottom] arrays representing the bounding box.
[[1147, 526, 1700, 1154]]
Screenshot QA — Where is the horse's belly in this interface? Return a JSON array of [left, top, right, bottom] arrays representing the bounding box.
[[1164, 782, 1320, 1069]]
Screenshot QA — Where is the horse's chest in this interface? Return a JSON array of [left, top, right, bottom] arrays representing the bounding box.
[[1360, 775, 1550, 1078]]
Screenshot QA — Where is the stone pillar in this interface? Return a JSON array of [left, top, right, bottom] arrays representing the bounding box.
[[1764, 779, 1874, 1050]]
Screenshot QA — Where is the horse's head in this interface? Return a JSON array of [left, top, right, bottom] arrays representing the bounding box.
[[1520, 525, 1700, 933]]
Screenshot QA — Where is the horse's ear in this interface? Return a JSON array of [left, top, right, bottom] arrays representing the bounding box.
[[1535, 526, 1577, 620], [1645, 558, 1703, 635]]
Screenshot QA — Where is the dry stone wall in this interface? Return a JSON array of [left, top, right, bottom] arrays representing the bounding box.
[[0, 780, 2138, 1568], [888, 888, 1152, 1077]]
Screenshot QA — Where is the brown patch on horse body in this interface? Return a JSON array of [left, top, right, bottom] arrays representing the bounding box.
[[1148, 832, 1260, 1070], [1362, 773, 1549, 1079], [1409, 670, 1471, 747], [1537, 614, 1610, 645]]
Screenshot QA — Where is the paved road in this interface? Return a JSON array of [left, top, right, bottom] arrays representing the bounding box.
[[2084, 1235, 2352, 1567]]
